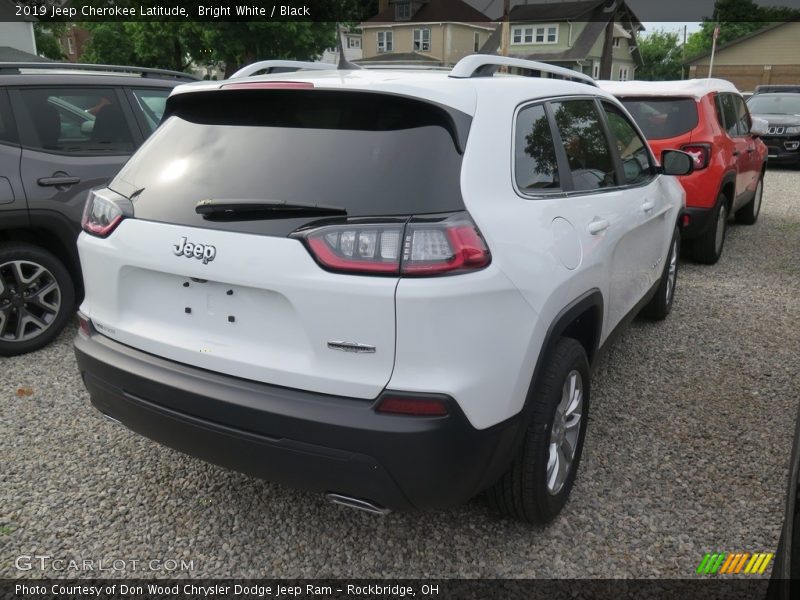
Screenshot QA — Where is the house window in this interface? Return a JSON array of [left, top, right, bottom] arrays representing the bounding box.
[[474, 31, 480, 52], [67, 37, 75, 55], [612, 37, 621, 48], [377, 31, 393, 53], [347, 37, 361, 49], [396, 2, 410, 20], [592, 61, 600, 79], [413, 28, 431, 52], [511, 25, 557, 45], [618, 66, 630, 81]]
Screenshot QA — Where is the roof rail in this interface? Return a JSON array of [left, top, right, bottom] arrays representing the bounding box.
[[449, 55, 597, 87], [0, 62, 199, 81], [230, 60, 337, 79]]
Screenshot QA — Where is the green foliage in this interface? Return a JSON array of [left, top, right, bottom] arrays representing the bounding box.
[[79, 21, 337, 75], [683, 0, 800, 61], [34, 23, 67, 60], [636, 30, 683, 81]]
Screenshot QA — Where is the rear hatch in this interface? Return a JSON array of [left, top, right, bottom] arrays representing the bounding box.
[[79, 87, 470, 399]]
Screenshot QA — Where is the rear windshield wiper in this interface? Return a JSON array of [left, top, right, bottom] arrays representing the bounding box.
[[195, 198, 347, 220]]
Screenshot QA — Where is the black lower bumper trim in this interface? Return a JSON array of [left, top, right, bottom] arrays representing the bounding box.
[[680, 206, 715, 239], [74, 333, 523, 510]]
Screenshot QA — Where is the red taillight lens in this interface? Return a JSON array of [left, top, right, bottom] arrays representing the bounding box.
[[680, 143, 711, 170], [81, 189, 126, 237], [297, 213, 491, 277], [376, 395, 449, 416], [77, 312, 93, 337]]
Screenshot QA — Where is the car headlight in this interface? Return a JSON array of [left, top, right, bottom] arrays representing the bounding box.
[[785, 126, 800, 134]]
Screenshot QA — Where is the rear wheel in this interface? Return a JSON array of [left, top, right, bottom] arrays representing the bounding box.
[[735, 174, 764, 225], [487, 338, 590, 524], [0, 243, 75, 356], [688, 194, 728, 264], [641, 227, 680, 321]]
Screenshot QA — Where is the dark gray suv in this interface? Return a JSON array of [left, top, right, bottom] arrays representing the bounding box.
[[0, 63, 195, 355]]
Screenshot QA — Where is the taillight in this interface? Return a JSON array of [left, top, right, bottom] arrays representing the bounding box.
[[376, 394, 449, 416], [295, 213, 491, 277], [680, 143, 711, 170], [81, 188, 130, 238], [76, 312, 93, 337]]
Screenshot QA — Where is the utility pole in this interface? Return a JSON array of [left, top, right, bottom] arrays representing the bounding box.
[[681, 25, 687, 80], [501, 0, 510, 57], [708, 23, 720, 78]]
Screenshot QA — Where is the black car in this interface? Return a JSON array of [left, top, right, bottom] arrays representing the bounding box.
[[0, 62, 196, 356], [747, 91, 800, 167]]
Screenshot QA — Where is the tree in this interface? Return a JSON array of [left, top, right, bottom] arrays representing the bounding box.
[[635, 30, 683, 81], [34, 23, 67, 60]]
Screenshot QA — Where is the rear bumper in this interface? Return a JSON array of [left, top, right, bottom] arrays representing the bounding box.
[[680, 206, 715, 240], [74, 331, 522, 511]]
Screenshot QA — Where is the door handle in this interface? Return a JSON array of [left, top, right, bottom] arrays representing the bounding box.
[[732, 150, 741, 156], [37, 176, 81, 187], [641, 200, 655, 212], [587, 218, 610, 235]]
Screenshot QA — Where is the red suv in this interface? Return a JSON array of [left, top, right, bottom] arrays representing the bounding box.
[[600, 80, 767, 264]]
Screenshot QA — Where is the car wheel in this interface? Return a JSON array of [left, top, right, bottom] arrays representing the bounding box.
[[688, 194, 728, 264], [641, 227, 680, 321], [0, 243, 75, 356], [735, 174, 764, 225], [487, 337, 590, 524]]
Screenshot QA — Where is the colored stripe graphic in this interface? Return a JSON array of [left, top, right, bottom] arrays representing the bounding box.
[[699, 552, 774, 575]]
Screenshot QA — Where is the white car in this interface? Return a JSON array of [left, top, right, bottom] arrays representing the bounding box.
[[74, 56, 691, 523]]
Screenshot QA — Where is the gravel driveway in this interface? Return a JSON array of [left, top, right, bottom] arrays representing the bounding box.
[[2, 169, 799, 579]]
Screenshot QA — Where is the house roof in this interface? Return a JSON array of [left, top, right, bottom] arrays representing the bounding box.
[[0, 46, 52, 62], [479, 1, 643, 66], [0, 0, 36, 21], [365, 0, 491, 23], [685, 21, 796, 64], [355, 51, 442, 65]]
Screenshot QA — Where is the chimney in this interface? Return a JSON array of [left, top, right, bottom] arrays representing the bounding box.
[[378, 0, 389, 14]]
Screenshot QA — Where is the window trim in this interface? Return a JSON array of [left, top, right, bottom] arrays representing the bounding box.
[[510, 24, 558, 45], [413, 28, 431, 52], [474, 31, 480, 53], [612, 37, 621, 48], [618, 65, 630, 81], [395, 2, 411, 20]]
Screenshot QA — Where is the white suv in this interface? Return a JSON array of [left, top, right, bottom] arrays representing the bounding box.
[[74, 56, 691, 523]]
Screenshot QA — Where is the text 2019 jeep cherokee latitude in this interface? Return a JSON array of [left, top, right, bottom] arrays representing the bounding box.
[[74, 57, 691, 523]]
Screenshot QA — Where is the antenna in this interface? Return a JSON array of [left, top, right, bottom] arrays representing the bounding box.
[[336, 23, 362, 70]]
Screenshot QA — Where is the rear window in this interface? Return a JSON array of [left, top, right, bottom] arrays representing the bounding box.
[[619, 97, 698, 140], [115, 90, 470, 235]]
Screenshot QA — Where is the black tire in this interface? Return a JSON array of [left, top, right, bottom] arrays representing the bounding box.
[[687, 194, 728, 264], [0, 242, 75, 356], [735, 174, 764, 225], [641, 227, 680, 321], [487, 337, 590, 524]]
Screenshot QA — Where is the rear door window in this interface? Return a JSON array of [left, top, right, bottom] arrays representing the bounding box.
[[731, 95, 751, 136], [0, 90, 17, 145], [716, 93, 739, 137], [130, 88, 170, 134], [619, 97, 698, 140], [550, 99, 617, 192], [12, 88, 134, 154], [514, 103, 560, 192]]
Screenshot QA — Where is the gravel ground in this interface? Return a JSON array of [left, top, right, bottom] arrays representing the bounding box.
[[2, 168, 799, 579]]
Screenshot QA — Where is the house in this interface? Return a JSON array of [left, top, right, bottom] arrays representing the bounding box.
[[481, 0, 644, 81], [319, 27, 363, 65], [359, 0, 496, 67], [686, 22, 800, 93], [0, 0, 43, 61], [58, 24, 91, 63]]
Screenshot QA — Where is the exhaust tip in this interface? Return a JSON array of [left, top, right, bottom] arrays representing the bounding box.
[[325, 493, 390, 515]]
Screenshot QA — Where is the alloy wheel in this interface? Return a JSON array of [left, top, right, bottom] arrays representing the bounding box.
[[714, 204, 727, 255], [665, 238, 678, 304], [547, 369, 583, 495], [0, 260, 62, 343]]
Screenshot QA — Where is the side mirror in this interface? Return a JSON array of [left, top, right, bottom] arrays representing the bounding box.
[[660, 149, 694, 176], [750, 116, 769, 137]]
